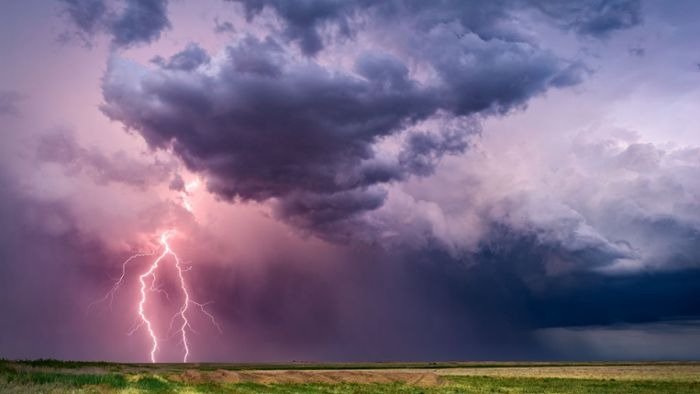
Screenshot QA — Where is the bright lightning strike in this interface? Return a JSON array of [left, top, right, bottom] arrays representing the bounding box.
[[92, 230, 221, 363]]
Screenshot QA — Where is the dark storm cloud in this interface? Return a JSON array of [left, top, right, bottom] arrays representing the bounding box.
[[533, 269, 700, 328], [36, 130, 175, 188], [537, 320, 700, 360], [534, 0, 642, 38], [274, 188, 389, 237], [230, 0, 537, 56], [398, 118, 479, 177], [59, 0, 107, 41], [231, 0, 642, 56], [5, 0, 698, 364], [460, 229, 700, 359], [101, 0, 590, 234], [151, 43, 210, 71], [2, 157, 697, 362], [59, 0, 170, 48], [193, 243, 546, 361], [0, 90, 24, 116], [229, 0, 355, 55], [103, 39, 440, 202], [110, 0, 169, 47], [445, 226, 700, 334], [196, 229, 700, 361], [213, 18, 235, 34]]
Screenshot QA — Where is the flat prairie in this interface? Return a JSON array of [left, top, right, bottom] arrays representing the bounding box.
[[2, 359, 699, 393]]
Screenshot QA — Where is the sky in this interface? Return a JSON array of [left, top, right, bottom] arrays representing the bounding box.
[[0, 0, 699, 363]]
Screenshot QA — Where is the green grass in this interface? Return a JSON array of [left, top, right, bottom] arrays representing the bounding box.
[[179, 378, 700, 394], [445, 375, 700, 394], [2, 360, 699, 393], [2, 370, 128, 388]]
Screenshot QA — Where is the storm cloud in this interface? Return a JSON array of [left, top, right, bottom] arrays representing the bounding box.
[[534, 0, 642, 38], [230, 0, 642, 55], [101, 1, 588, 236], [4, 0, 700, 363], [59, 0, 170, 48]]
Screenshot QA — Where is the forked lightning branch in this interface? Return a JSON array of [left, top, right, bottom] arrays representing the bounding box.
[[90, 230, 221, 362]]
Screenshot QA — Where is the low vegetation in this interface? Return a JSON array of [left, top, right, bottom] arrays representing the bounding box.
[[1, 359, 698, 393]]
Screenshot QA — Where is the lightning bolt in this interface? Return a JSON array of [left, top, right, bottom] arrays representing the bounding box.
[[92, 229, 221, 363]]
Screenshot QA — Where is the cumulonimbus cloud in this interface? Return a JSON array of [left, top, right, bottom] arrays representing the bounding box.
[[230, 0, 642, 55], [100, 1, 596, 237]]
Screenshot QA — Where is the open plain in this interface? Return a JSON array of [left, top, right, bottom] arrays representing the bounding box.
[[2, 360, 699, 393]]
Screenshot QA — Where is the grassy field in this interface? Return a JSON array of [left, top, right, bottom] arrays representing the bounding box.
[[1, 359, 699, 393]]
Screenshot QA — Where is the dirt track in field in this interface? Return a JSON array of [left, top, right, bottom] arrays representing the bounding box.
[[169, 369, 444, 386]]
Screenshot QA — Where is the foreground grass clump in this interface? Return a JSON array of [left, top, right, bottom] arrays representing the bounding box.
[[1, 369, 128, 389], [0, 362, 169, 392]]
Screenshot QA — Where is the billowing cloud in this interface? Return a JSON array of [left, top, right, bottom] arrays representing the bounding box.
[[230, 0, 642, 55], [534, 0, 642, 38], [58, 0, 107, 41], [101, 2, 586, 236], [59, 0, 170, 48], [150, 43, 211, 71], [363, 125, 700, 278]]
